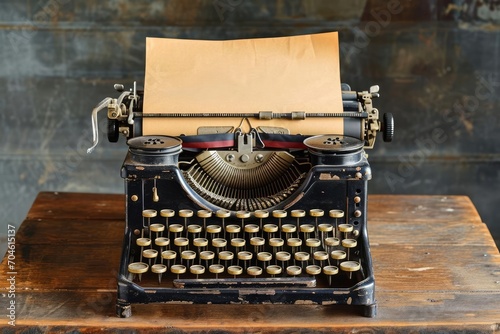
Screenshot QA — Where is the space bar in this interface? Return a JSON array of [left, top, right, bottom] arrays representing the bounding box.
[[173, 276, 316, 289]]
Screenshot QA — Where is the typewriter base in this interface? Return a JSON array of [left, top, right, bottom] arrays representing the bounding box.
[[116, 281, 377, 318]]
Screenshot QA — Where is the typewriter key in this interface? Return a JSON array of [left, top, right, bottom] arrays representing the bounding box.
[[287, 237, 302, 256], [227, 265, 243, 278], [236, 210, 251, 229], [300, 224, 315, 241], [143, 249, 158, 268], [250, 236, 265, 254], [216, 209, 230, 238], [206, 225, 222, 239], [276, 251, 291, 269], [318, 224, 333, 249], [181, 250, 196, 268], [269, 237, 284, 258], [244, 224, 259, 239], [342, 238, 357, 261], [247, 266, 263, 278], [330, 250, 347, 267], [128, 262, 149, 282], [197, 209, 212, 230], [281, 224, 296, 240], [266, 264, 282, 277], [340, 261, 361, 279], [323, 265, 339, 285], [314, 251, 329, 268], [294, 251, 310, 269], [179, 209, 193, 230], [219, 250, 234, 268], [263, 224, 278, 240], [272, 210, 287, 237], [291, 209, 305, 231], [329, 210, 344, 237], [231, 238, 246, 255], [142, 209, 157, 238], [188, 224, 202, 236], [169, 224, 184, 239], [309, 209, 324, 233], [226, 224, 241, 240], [286, 265, 302, 277], [257, 251, 272, 270], [161, 250, 177, 267], [306, 264, 322, 276], [150, 223, 165, 238], [339, 223, 353, 239], [190, 264, 205, 278], [200, 250, 215, 269], [209, 264, 224, 278], [254, 210, 269, 229], [151, 264, 167, 284], [155, 237, 170, 254], [237, 251, 253, 270], [136, 237, 151, 263], [193, 237, 208, 248], [171, 264, 186, 279]]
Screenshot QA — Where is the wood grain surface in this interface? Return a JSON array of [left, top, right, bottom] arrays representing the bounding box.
[[1, 192, 499, 333]]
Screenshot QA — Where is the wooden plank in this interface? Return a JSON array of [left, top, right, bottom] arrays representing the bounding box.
[[26, 192, 124, 221], [2, 291, 499, 332]]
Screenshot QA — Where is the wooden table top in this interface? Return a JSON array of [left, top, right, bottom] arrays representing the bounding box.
[[1, 192, 499, 333]]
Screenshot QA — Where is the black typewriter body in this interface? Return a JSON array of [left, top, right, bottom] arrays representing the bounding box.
[[88, 83, 393, 318]]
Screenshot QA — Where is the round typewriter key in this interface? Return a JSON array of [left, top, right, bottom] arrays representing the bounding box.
[[287, 237, 302, 247], [174, 237, 189, 247], [136, 237, 151, 247], [323, 265, 339, 285], [254, 210, 269, 219], [216, 209, 231, 218], [212, 238, 227, 248], [161, 209, 175, 218], [155, 237, 170, 247], [294, 251, 310, 262], [266, 264, 282, 276], [169, 224, 184, 234], [209, 264, 224, 278], [269, 238, 284, 248], [128, 262, 149, 281], [181, 250, 196, 260], [272, 210, 287, 218], [300, 224, 315, 233], [227, 266, 243, 278], [190, 264, 205, 278], [171, 264, 186, 279], [250, 236, 265, 254], [318, 224, 333, 232], [226, 224, 241, 234], [193, 237, 208, 248], [306, 238, 321, 248], [276, 251, 291, 262], [287, 265, 302, 276], [206, 225, 221, 234], [200, 250, 215, 261], [142, 209, 157, 218], [331, 250, 347, 267], [197, 209, 212, 218], [219, 251, 234, 261], [282, 224, 296, 233], [342, 239, 357, 250], [178, 209, 193, 218], [238, 251, 253, 261], [143, 249, 158, 259], [309, 209, 324, 217], [236, 210, 251, 219], [227, 265, 243, 277], [257, 251, 272, 262], [314, 251, 329, 267], [151, 264, 167, 284], [339, 224, 354, 239], [231, 238, 246, 248], [340, 261, 361, 279], [188, 224, 202, 234], [325, 237, 340, 247], [244, 224, 259, 237], [128, 262, 149, 274], [263, 224, 278, 233], [306, 264, 322, 276], [291, 209, 305, 218], [247, 266, 263, 277], [150, 223, 165, 233], [329, 209, 344, 218], [161, 250, 177, 260]]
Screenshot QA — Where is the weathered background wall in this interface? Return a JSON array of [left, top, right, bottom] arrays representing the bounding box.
[[1, 0, 499, 256]]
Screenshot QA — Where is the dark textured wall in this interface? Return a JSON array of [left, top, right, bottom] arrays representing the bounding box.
[[1, 0, 499, 256]]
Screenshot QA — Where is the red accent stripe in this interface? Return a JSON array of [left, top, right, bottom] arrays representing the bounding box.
[[182, 140, 235, 149], [262, 140, 307, 149]]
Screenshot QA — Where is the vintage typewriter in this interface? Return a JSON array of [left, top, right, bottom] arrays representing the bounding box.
[[87, 80, 393, 318]]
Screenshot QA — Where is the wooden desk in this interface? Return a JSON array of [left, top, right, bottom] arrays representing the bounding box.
[[1, 192, 499, 332]]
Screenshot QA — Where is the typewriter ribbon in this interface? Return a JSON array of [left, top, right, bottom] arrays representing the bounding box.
[[87, 32, 394, 318]]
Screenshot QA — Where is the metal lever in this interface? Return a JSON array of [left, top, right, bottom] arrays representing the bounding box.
[[87, 97, 112, 154]]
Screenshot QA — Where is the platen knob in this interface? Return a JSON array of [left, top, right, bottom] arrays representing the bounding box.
[[382, 113, 395, 142]]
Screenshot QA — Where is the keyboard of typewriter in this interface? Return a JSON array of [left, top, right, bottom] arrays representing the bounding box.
[[128, 208, 365, 289]]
